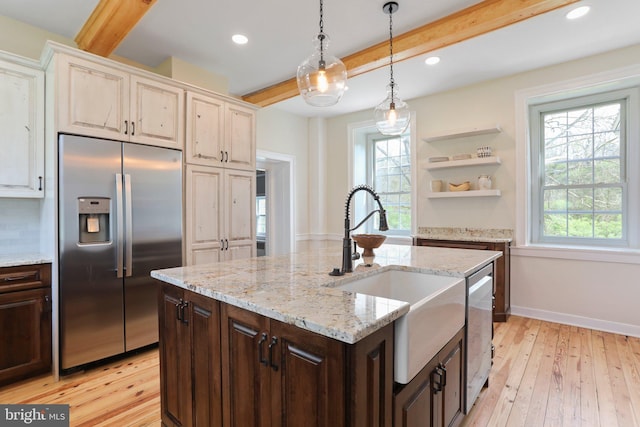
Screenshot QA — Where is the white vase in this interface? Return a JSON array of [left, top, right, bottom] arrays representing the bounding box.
[[478, 175, 492, 190]]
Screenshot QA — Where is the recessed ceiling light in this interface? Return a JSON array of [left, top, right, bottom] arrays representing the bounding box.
[[232, 34, 248, 45], [566, 5, 590, 20], [425, 56, 440, 66]]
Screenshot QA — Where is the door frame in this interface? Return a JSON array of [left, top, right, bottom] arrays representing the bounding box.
[[256, 150, 296, 256]]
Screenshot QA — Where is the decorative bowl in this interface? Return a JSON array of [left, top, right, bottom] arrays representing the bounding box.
[[352, 234, 387, 257], [449, 181, 470, 192]]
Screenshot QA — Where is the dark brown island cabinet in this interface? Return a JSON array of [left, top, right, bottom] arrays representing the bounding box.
[[0, 263, 52, 386], [414, 237, 510, 322], [393, 328, 465, 427], [158, 283, 395, 427]]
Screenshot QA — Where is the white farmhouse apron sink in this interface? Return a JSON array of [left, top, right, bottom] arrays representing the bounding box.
[[335, 270, 465, 384]]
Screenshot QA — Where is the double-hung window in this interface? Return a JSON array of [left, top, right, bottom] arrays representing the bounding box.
[[351, 129, 412, 237], [529, 87, 638, 248]]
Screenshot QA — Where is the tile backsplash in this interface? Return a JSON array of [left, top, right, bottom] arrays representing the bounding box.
[[0, 199, 41, 255]]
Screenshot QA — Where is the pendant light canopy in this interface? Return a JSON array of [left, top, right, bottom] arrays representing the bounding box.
[[374, 2, 410, 135], [297, 0, 347, 107]]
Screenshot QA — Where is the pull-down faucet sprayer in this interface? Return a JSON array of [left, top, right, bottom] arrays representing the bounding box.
[[329, 185, 389, 276]]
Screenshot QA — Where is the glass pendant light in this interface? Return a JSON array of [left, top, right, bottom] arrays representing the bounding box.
[[374, 2, 410, 135], [297, 0, 347, 107]]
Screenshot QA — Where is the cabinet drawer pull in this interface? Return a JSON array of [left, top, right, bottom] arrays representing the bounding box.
[[258, 333, 268, 366], [38, 176, 43, 191], [432, 364, 445, 393], [175, 299, 182, 321], [124, 120, 129, 135], [268, 336, 279, 371], [3, 273, 36, 282], [131, 121, 135, 136], [180, 301, 189, 324], [221, 151, 224, 162]]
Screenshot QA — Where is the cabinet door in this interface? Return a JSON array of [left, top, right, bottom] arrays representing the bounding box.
[[57, 54, 129, 139], [440, 337, 463, 427], [186, 92, 225, 166], [130, 75, 184, 149], [393, 356, 437, 427], [0, 287, 51, 386], [185, 165, 224, 266], [225, 103, 255, 171], [158, 285, 192, 427], [225, 169, 255, 257], [270, 320, 345, 427], [0, 59, 44, 198], [221, 304, 270, 427], [188, 291, 222, 427]]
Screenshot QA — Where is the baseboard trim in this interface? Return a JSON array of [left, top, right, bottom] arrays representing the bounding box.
[[511, 305, 640, 338]]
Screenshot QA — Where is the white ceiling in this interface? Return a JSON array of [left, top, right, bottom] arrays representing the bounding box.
[[1, 0, 640, 118]]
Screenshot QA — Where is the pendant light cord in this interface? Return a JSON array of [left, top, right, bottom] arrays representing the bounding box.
[[318, 0, 325, 65], [387, 3, 396, 102]]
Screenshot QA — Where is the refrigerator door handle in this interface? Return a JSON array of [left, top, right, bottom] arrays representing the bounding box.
[[116, 173, 124, 278], [124, 174, 133, 277]]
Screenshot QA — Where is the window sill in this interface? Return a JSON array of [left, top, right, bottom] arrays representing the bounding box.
[[511, 244, 640, 265]]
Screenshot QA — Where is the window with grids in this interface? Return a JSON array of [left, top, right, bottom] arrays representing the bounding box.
[[530, 92, 629, 246], [367, 133, 412, 235]]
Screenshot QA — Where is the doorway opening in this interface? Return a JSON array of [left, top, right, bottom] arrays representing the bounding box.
[[256, 150, 295, 256]]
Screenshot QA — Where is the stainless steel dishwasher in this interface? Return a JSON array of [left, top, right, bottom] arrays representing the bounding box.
[[465, 263, 494, 412]]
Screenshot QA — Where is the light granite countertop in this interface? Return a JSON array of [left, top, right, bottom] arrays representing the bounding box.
[[0, 253, 53, 268], [415, 227, 513, 243], [151, 244, 501, 344]]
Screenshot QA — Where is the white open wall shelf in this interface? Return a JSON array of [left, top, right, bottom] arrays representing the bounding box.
[[422, 156, 501, 170], [422, 124, 502, 143], [427, 189, 501, 199]]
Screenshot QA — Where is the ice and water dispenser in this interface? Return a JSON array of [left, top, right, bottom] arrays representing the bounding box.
[[78, 197, 111, 244]]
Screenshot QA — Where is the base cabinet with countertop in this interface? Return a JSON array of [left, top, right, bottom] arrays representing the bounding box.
[[0, 263, 52, 386], [414, 237, 510, 322], [393, 328, 465, 427], [158, 284, 394, 427]]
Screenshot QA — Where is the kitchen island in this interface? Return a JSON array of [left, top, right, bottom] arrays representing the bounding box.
[[151, 244, 500, 427]]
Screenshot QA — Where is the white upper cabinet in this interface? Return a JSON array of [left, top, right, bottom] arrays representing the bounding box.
[[0, 57, 44, 198], [57, 54, 184, 150], [185, 90, 255, 170]]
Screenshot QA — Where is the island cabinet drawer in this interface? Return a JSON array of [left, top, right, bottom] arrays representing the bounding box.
[[157, 282, 395, 427], [0, 263, 51, 293]]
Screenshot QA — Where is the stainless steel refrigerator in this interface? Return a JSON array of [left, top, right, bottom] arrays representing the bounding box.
[[58, 134, 182, 372]]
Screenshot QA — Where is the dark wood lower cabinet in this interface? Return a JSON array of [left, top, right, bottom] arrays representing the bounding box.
[[158, 284, 222, 427], [393, 328, 465, 427], [0, 263, 52, 387], [159, 283, 394, 427], [414, 238, 511, 322]]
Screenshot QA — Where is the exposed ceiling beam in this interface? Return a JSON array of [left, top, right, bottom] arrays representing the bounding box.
[[75, 0, 157, 57], [241, 0, 580, 107]]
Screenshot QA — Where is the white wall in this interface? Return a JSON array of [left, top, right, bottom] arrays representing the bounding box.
[[255, 107, 309, 239], [324, 43, 640, 336]]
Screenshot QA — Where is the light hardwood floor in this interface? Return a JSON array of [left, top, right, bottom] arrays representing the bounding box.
[[1, 315, 639, 426]]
